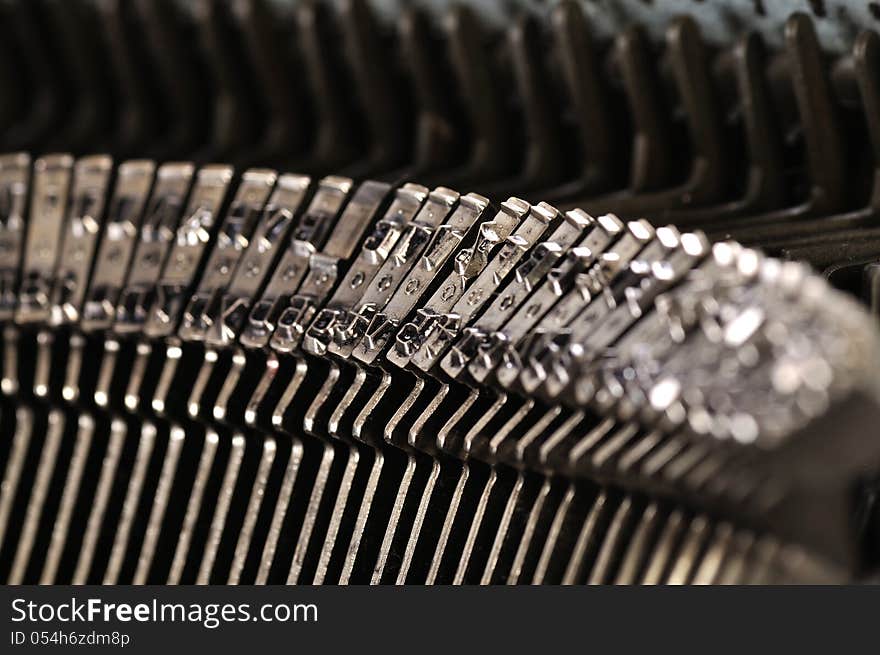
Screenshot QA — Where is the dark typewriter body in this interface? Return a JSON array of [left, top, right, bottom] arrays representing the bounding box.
[[0, 0, 879, 585]]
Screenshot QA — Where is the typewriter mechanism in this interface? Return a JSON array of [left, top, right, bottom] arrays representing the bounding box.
[[1, 0, 880, 585]]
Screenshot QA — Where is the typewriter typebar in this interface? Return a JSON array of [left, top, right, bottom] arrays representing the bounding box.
[[1, 1, 880, 586], [0, 153, 877, 587]]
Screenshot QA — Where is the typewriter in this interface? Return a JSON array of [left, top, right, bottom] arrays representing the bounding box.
[[0, 0, 879, 585]]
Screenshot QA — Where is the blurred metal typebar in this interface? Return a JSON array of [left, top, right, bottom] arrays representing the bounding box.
[[0, 0, 880, 584]]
